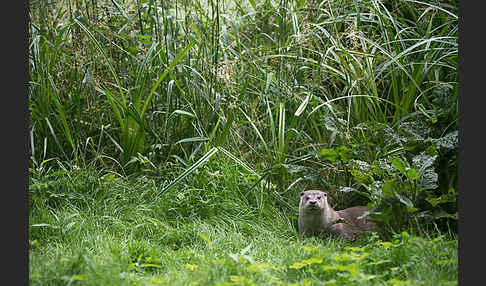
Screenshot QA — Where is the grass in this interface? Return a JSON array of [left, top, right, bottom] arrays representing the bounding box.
[[29, 0, 458, 284], [29, 158, 457, 285], [28, 0, 458, 171]]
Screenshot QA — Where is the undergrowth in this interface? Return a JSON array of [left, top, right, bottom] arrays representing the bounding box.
[[29, 0, 458, 284], [29, 163, 457, 285]]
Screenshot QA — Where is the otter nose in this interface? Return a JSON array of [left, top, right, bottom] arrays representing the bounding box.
[[309, 200, 317, 205]]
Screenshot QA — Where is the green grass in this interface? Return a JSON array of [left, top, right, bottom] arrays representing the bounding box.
[[28, 0, 458, 172], [29, 160, 457, 286], [29, 0, 458, 284]]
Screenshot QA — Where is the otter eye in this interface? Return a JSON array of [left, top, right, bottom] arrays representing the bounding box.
[[317, 196, 321, 200], [305, 196, 309, 201]]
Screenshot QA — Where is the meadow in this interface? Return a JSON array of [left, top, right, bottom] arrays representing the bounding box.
[[29, 0, 458, 284]]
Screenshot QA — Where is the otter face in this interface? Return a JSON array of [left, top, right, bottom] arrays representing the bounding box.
[[300, 190, 328, 211]]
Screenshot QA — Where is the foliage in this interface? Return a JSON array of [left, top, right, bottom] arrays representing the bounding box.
[[29, 167, 457, 285], [29, 0, 458, 283], [29, 0, 458, 179], [316, 111, 458, 233]]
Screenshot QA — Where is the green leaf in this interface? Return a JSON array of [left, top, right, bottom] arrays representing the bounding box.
[[277, 102, 286, 163], [139, 264, 162, 269], [289, 257, 323, 269], [318, 148, 339, 163], [294, 95, 310, 116], [436, 131, 458, 150], [426, 189, 457, 207], [425, 197, 440, 207], [175, 137, 209, 145], [336, 146, 352, 163], [412, 153, 438, 190], [390, 156, 406, 173], [322, 263, 361, 277], [395, 193, 417, 212], [169, 110, 196, 120], [369, 211, 392, 224], [382, 179, 396, 197], [405, 168, 419, 181], [185, 264, 199, 270]]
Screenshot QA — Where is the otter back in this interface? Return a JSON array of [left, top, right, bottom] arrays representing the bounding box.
[[332, 206, 378, 241]]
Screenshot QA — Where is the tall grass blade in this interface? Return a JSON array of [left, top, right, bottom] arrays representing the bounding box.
[[74, 18, 125, 102], [156, 147, 219, 197], [294, 94, 309, 116], [240, 107, 271, 159], [176, 137, 209, 145], [141, 39, 196, 118], [277, 102, 286, 163], [44, 117, 66, 159], [53, 96, 77, 162], [218, 147, 259, 177]]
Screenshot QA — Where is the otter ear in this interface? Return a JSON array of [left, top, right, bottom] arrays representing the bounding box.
[[300, 192, 305, 196]]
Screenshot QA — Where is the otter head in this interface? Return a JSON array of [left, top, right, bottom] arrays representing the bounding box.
[[299, 190, 328, 213]]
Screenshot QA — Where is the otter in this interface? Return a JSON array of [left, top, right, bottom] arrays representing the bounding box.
[[298, 190, 377, 241]]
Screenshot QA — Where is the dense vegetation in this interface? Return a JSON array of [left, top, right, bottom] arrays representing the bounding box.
[[29, 0, 458, 284]]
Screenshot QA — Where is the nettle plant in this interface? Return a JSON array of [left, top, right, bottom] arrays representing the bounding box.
[[318, 118, 458, 234]]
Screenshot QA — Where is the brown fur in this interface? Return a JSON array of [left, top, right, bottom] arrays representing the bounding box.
[[298, 190, 377, 241]]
